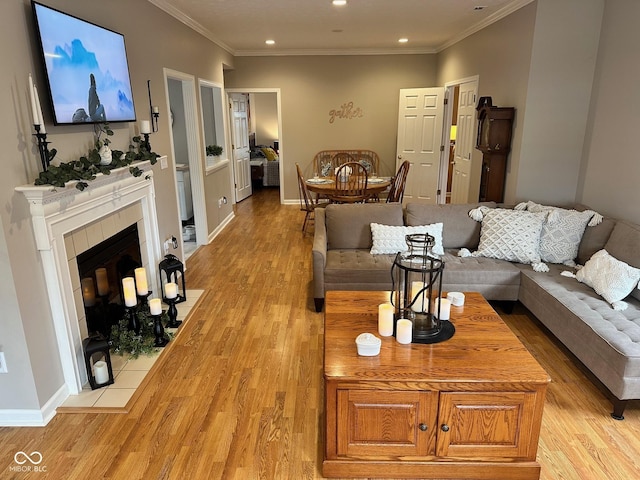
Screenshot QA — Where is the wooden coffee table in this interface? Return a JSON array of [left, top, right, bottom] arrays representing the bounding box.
[[323, 291, 550, 480]]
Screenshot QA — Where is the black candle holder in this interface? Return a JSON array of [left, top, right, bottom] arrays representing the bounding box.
[[126, 305, 140, 334], [152, 313, 169, 347], [164, 296, 182, 328], [137, 292, 151, 312], [33, 124, 51, 172], [142, 132, 151, 153]]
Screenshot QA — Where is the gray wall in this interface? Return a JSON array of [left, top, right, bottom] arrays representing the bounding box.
[[225, 55, 437, 200]]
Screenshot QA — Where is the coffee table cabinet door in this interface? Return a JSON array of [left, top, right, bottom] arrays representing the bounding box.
[[336, 389, 438, 457], [436, 391, 540, 459]]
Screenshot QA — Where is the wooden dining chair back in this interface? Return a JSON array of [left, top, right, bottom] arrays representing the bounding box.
[[297, 163, 324, 233], [387, 161, 410, 203], [332, 152, 356, 169], [329, 161, 369, 203]]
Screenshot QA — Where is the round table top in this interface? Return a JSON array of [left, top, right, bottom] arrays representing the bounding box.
[[305, 176, 390, 196]]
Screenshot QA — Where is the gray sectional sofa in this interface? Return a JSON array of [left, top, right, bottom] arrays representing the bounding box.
[[311, 201, 640, 419]]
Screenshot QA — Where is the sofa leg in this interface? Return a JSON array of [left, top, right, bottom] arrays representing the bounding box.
[[611, 398, 627, 420], [314, 298, 324, 313]]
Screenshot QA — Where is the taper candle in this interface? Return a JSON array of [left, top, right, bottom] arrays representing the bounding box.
[[28, 74, 38, 124], [33, 85, 45, 133]]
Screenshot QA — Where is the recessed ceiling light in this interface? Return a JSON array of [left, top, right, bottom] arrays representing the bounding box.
[[265, 39, 275, 45], [398, 38, 409, 43], [333, 0, 347, 6]]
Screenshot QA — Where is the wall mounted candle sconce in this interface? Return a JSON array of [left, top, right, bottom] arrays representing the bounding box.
[[148, 80, 159, 133]]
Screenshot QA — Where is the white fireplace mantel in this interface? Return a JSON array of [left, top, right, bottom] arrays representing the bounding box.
[[16, 160, 163, 395]]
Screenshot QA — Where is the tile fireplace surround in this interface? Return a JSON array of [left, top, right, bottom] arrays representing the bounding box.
[[15, 160, 164, 401]]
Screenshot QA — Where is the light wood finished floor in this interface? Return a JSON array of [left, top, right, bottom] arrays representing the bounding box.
[[1, 187, 639, 479]]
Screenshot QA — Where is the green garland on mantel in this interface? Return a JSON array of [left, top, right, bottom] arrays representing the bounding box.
[[34, 122, 159, 191]]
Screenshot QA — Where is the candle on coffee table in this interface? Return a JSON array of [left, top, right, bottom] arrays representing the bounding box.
[[396, 319, 412, 344], [378, 303, 394, 337]]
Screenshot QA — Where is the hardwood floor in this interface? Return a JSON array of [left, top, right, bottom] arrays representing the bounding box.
[[1, 187, 638, 479]]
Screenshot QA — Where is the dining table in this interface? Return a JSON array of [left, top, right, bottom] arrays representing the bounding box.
[[305, 176, 391, 202]]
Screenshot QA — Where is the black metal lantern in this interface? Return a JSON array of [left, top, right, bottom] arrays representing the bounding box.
[[158, 254, 186, 303], [82, 334, 114, 389], [391, 233, 452, 343]]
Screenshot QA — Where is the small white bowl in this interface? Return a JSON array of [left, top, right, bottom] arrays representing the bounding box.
[[447, 292, 465, 306], [355, 333, 382, 356]]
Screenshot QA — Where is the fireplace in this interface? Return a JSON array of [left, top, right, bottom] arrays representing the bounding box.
[[16, 161, 162, 395]]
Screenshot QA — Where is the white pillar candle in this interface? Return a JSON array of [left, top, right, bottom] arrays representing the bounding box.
[[93, 360, 109, 385], [81, 277, 96, 307], [152, 106, 159, 114], [410, 281, 426, 312], [149, 298, 162, 315], [164, 282, 178, 299], [134, 267, 148, 295], [122, 277, 137, 307], [435, 298, 451, 320], [28, 74, 38, 124], [396, 319, 413, 344], [140, 120, 151, 134], [33, 85, 45, 133], [378, 303, 394, 337], [95, 268, 109, 296]]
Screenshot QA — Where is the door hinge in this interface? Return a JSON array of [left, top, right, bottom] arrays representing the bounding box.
[[444, 98, 448, 105], [440, 145, 445, 152], [437, 189, 442, 195]]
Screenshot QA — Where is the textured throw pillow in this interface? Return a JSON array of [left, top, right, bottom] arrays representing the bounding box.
[[462, 207, 547, 271], [573, 249, 640, 310], [261, 147, 279, 161], [514, 201, 602, 264], [370, 223, 444, 256]]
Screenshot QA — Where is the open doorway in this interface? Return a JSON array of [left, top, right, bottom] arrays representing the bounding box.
[[226, 88, 283, 204], [164, 69, 208, 260]]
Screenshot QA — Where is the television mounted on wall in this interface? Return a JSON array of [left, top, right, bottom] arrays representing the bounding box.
[[31, 1, 136, 125]]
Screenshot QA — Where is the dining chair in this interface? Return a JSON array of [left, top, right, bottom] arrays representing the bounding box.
[[296, 163, 326, 233], [332, 152, 355, 169], [386, 161, 410, 203], [328, 161, 369, 203]]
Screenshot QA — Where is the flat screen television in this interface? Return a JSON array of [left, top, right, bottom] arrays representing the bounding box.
[[31, 1, 136, 125]]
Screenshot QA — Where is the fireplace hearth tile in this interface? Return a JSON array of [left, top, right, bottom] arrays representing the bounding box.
[[112, 370, 148, 389], [93, 388, 136, 408]]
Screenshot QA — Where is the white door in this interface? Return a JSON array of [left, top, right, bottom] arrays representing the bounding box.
[[396, 88, 445, 204], [450, 81, 478, 204], [229, 93, 252, 202]]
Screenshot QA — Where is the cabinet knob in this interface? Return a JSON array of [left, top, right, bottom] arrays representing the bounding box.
[[419, 423, 428, 432], [441, 424, 450, 432]]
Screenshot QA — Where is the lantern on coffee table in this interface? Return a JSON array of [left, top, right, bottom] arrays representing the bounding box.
[[390, 233, 454, 343]]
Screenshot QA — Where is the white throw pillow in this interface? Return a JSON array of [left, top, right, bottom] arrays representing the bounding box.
[[468, 208, 547, 268], [370, 223, 444, 255], [575, 249, 640, 309], [514, 201, 602, 264]]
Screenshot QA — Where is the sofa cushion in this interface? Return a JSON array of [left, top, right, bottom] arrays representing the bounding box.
[[405, 202, 496, 249], [326, 203, 404, 250], [325, 250, 395, 286], [370, 223, 444, 255], [575, 204, 616, 264], [604, 220, 640, 302]]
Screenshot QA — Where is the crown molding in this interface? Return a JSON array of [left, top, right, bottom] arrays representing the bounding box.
[[233, 46, 437, 57], [148, 0, 235, 55], [436, 0, 536, 52]]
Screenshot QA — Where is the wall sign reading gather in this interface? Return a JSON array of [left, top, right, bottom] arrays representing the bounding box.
[[329, 101, 364, 123]]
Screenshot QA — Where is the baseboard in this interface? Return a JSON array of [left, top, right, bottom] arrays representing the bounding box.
[[0, 384, 68, 427], [207, 211, 235, 243]]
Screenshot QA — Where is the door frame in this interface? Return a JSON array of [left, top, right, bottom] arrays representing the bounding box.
[[225, 88, 283, 204], [163, 68, 209, 256], [441, 75, 479, 204]]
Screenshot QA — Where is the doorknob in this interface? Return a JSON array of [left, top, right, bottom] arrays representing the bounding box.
[[398, 155, 403, 160]]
